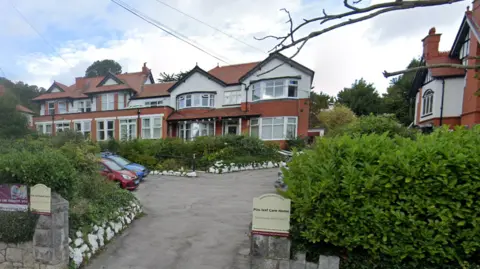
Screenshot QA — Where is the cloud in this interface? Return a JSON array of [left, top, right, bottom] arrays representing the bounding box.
[[3, 0, 471, 98]]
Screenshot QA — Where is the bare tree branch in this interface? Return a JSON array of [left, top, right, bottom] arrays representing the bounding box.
[[254, 0, 464, 77], [383, 63, 478, 78]]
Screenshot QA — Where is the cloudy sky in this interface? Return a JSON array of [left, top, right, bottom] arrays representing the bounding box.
[[0, 0, 470, 96]]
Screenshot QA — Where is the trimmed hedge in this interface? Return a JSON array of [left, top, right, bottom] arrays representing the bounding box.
[[284, 126, 480, 268]]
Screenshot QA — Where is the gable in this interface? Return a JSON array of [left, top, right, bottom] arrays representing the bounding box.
[[171, 72, 224, 96], [167, 66, 226, 93], [51, 87, 62, 93], [103, 78, 119, 86], [46, 83, 65, 93]]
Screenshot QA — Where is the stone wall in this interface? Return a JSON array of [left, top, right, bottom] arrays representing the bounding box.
[[0, 193, 69, 269], [250, 233, 339, 269]]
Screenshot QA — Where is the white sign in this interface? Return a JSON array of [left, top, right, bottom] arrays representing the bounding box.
[[30, 184, 51, 215], [252, 193, 291, 237]]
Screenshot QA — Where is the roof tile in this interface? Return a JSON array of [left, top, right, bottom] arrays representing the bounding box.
[[135, 82, 174, 98], [208, 62, 259, 84]]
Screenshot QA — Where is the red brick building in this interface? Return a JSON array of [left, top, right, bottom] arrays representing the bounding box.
[[32, 53, 313, 147], [412, 1, 480, 128]]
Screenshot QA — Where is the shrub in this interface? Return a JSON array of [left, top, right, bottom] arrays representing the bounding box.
[[284, 126, 480, 268], [330, 114, 417, 139], [317, 105, 356, 134], [286, 136, 307, 151], [0, 212, 39, 243]]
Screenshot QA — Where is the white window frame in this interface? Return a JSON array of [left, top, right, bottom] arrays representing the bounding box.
[[36, 123, 53, 135], [249, 117, 298, 141], [177, 93, 215, 109], [224, 91, 242, 105], [119, 118, 137, 141], [101, 93, 115, 111], [422, 89, 434, 116], [97, 119, 115, 141], [47, 102, 55, 115], [177, 121, 215, 141], [74, 120, 92, 138], [141, 116, 163, 139], [118, 93, 125, 110], [55, 122, 70, 132], [77, 100, 92, 113], [145, 100, 164, 107], [58, 101, 67, 114], [460, 31, 470, 66], [252, 79, 299, 101]]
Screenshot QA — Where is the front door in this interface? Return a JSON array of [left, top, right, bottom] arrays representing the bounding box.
[[223, 119, 239, 135]]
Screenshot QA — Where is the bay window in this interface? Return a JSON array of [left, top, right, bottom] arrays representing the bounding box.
[[56, 122, 70, 132], [97, 120, 115, 141], [142, 117, 162, 139], [224, 91, 242, 105], [101, 93, 114, 111], [77, 100, 92, 113], [120, 119, 137, 141], [74, 121, 91, 138], [177, 93, 215, 109], [252, 79, 299, 101], [178, 121, 214, 140], [250, 117, 298, 140]]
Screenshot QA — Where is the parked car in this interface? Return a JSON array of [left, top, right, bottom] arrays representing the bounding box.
[[101, 152, 149, 181], [98, 158, 140, 190]]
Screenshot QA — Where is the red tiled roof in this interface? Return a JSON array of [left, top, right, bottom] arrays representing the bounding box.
[[167, 107, 260, 121], [135, 82, 174, 98], [33, 71, 150, 101], [16, 105, 34, 114], [208, 62, 260, 84]]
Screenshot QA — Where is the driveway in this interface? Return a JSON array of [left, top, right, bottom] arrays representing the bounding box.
[[85, 169, 277, 269]]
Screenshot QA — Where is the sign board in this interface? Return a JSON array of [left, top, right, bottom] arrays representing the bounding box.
[[30, 184, 51, 215], [252, 193, 291, 237], [0, 184, 28, 212]]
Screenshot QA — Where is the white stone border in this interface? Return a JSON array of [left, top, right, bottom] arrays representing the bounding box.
[[149, 170, 197, 177], [68, 200, 143, 268], [206, 160, 287, 174]]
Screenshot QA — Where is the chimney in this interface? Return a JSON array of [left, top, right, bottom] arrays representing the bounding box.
[[422, 27, 441, 61], [142, 62, 150, 75]]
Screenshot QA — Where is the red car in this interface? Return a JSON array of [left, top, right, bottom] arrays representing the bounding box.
[[98, 158, 139, 190]]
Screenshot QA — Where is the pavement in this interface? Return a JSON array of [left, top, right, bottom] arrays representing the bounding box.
[[84, 169, 277, 269]]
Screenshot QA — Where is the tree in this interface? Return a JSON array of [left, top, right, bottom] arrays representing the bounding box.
[[382, 58, 422, 125], [317, 104, 356, 133], [0, 78, 45, 112], [337, 78, 382, 116], [309, 91, 333, 128], [0, 92, 31, 139], [157, 71, 189, 83], [85, 60, 122, 78], [255, 0, 465, 76]]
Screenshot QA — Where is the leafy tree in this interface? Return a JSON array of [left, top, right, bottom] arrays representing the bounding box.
[[316, 104, 356, 133], [337, 78, 383, 116], [309, 91, 333, 128], [0, 78, 45, 112], [85, 60, 122, 78], [382, 58, 422, 125], [157, 71, 189, 83], [0, 92, 31, 138]]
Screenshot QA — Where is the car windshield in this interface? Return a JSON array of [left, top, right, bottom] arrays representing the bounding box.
[[103, 159, 123, 171], [110, 156, 131, 166]]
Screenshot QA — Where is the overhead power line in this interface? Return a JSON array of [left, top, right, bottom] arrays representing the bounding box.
[[9, 0, 72, 68], [111, 0, 230, 64], [152, 0, 266, 54]]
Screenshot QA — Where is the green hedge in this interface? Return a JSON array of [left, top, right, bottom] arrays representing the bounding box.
[[284, 126, 480, 268], [0, 133, 136, 241], [99, 135, 282, 170]]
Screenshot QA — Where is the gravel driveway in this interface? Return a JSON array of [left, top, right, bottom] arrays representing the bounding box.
[[84, 169, 277, 269]]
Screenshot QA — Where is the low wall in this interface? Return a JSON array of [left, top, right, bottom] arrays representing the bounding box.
[[0, 193, 69, 269], [251, 233, 339, 269]]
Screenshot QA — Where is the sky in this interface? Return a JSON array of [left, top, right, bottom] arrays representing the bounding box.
[[0, 0, 471, 96]]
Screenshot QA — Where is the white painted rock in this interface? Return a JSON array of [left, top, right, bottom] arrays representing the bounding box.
[[88, 234, 98, 253], [186, 172, 197, 177], [173, 172, 181, 176], [76, 231, 83, 238], [106, 227, 114, 241], [93, 225, 99, 232], [68, 238, 72, 244], [72, 248, 83, 267], [125, 217, 131, 224], [87, 253, 92, 259], [79, 244, 89, 253], [267, 161, 274, 168], [74, 238, 83, 247]]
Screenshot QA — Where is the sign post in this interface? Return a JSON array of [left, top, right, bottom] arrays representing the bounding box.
[[0, 184, 28, 212], [30, 184, 51, 215]]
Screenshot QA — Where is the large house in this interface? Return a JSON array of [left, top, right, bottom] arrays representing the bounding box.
[[411, 1, 480, 128], [0, 85, 35, 127], [32, 53, 313, 147]]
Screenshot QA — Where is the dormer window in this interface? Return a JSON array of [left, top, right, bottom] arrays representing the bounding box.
[[460, 31, 470, 65], [177, 93, 215, 109]]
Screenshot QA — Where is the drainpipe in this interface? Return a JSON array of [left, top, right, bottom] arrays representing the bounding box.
[[241, 83, 251, 112], [439, 79, 445, 126]]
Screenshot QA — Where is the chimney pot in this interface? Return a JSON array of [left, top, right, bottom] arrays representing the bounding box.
[[428, 27, 436, 35]]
